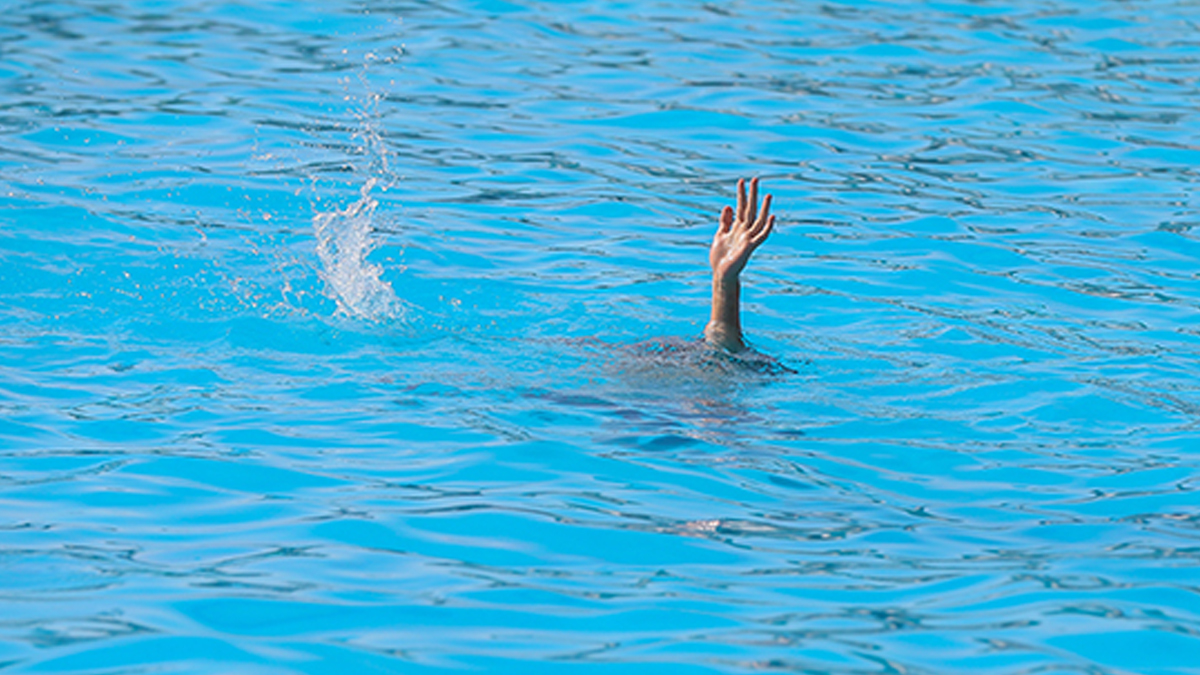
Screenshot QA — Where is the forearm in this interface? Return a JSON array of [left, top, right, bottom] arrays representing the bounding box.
[[705, 177, 774, 352], [705, 274, 744, 352]]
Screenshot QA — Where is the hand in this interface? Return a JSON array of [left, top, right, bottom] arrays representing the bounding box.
[[710, 177, 774, 284]]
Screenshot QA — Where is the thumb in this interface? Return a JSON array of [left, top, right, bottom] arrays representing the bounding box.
[[719, 205, 734, 233]]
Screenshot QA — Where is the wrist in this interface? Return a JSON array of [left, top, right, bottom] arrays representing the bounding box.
[[712, 272, 741, 290]]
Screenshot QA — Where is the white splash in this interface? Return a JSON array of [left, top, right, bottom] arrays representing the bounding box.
[[312, 177, 403, 321]]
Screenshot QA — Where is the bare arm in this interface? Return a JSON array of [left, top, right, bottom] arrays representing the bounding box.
[[705, 177, 775, 352]]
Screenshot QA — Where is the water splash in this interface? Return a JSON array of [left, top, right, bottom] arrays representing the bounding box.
[[310, 43, 407, 323], [312, 177, 404, 321]]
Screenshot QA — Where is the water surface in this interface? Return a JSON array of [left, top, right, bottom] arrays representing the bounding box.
[[2, 1, 1199, 673]]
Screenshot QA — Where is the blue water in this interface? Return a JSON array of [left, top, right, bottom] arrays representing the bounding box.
[[3, 1, 1199, 673]]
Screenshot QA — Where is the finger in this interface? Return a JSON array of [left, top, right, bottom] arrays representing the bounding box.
[[747, 177, 759, 225], [757, 193, 773, 227], [751, 214, 775, 246], [749, 194, 772, 237], [736, 178, 747, 224], [719, 205, 734, 233], [750, 214, 775, 246]]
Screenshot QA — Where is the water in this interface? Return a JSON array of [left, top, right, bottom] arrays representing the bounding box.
[[2, 1, 1199, 673]]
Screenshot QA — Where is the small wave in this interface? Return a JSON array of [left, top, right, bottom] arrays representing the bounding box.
[[312, 177, 404, 321]]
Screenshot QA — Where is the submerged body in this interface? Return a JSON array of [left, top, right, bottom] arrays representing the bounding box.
[[632, 336, 794, 377]]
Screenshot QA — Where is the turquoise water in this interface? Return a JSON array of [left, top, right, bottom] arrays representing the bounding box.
[[3, 0, 1200, 672]]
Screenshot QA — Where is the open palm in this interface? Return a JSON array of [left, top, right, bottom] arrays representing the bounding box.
[[710, 177, 774, 282]]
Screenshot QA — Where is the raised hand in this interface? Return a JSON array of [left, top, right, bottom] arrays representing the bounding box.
[[710, 177, 774, 284], [705, 177, 775, 352]]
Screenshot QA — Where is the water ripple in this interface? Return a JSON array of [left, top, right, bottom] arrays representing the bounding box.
[[3, 0, 1200, 673]]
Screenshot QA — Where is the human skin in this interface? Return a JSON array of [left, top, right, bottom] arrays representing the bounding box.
[[705, 177, 775, 352]]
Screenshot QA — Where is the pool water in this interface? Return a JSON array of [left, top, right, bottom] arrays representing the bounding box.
[[3, 1, 1199, 673]]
